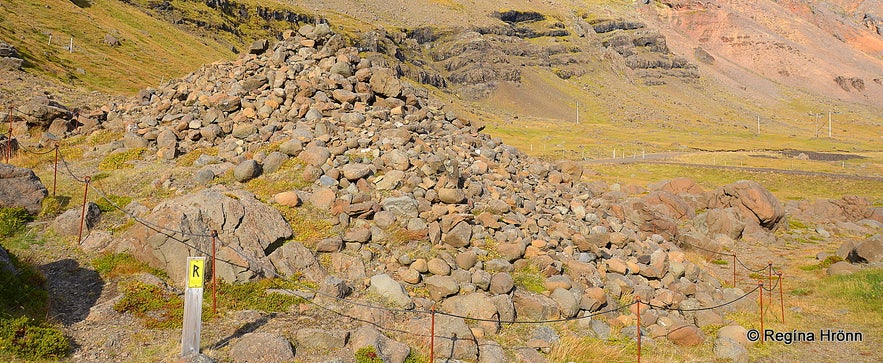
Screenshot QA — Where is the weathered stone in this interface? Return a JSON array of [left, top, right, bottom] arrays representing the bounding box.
[[490, 272, 514, 294], [262, 152, 288, 174], [315, 237, 343, 252], [295, 328, 349, 351], [714, 336, 748, 363], [233, 160, 262, 182], [279, 139, 303, 156], [427, 258, 451, 276], [847, 235, 883, 263], [438, 188, 466, 204], [368, 274, 413, 309], [369, 68, 403, 98], [273, 191, 300, 207], [708, 181, 784, 230], [268, 241, 326, 284], [381, 196, 418, 218], [342, 163, 372, 181], [443, 221, 472, 247], [513, 290, 559, 321], [230, 332, 293, 363], [667, 324, 704, 346], [119, 189, 291, 283], [425, 275, 459, 301], [827, 261, 861, 275], [299, 146, 331, 166], [351, 326, 410, 363], [51, 203, 100, 237], [550, 288, 579, 318], [0, 164, 48, 214], [456, 251, 478, 270]]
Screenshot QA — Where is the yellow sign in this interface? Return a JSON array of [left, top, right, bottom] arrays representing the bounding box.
[[187, 258, 205, 289]]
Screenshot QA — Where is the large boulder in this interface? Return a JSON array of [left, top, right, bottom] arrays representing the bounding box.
[[0, 164, 48, 214], [368, 274, 414, 309], [117, 188, 292, 284], [847, 235, 883, 264], [18, 96, 72, 128], [708, 181, 784, 230], [50, 202, 101, 237]]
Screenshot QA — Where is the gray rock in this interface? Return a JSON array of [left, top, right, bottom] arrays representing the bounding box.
[[262, 152, 288, 174], [0, 164, 48, 214], [233, 160, 262, 182], [425, 275, 459, 301], [119, 189, 291, 283], [443, 221, 472, 248], [51, 202, 100, 237], [230, 332, 294, 363], [193, 168, 215, 185], [295, 328, 349, 351], [329, 252, 367, 281], [279, 139, 303, 156], [714, 336, 748, 363], [368, 274, 413, 309], [342, 163, 372, 181], [489, 272, 514, 294], [381, 196, 418, 218], [827, 261, 861, 275], [847, 235, 882, 263], [550, 288, 580, 318], [268, 241, 327, 284], [351, 326, 410, 363], [456, 251, 478, 270], [315, 237, 343, 252]]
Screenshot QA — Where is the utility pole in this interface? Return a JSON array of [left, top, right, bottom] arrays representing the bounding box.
[[810, 112, 823, 138], [827, 111, 840, 138], [576, 101, 580, 125]]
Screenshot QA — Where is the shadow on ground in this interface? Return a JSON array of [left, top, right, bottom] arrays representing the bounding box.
[[41, 258, 103, 325]]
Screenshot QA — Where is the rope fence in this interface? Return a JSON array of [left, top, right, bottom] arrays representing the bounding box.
[[4, 122, 793, 362]]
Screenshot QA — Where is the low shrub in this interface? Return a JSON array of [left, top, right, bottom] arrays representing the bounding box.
[[0, 316, 69, 360], [0, 207, 32, 237]]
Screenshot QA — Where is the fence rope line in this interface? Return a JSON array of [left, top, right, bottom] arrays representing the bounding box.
[[680, 241, 773, 273], [37, 144, 780, 329], [643, 285, 760, 312]]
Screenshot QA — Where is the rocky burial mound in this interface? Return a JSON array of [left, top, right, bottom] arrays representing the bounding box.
[[12, 24, 880, 362]]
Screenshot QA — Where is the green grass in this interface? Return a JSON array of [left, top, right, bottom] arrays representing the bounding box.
[[98, 148, 146, 170], [816, 268, 883, 315], [0, 316, 69, 360], [513, 263, 545, 293], [113, 280, 184, 329], [276, 205, 338, 247], [798, 255, 843, 271], [588, 163, 883, 203], [91, 253, 167, 280]]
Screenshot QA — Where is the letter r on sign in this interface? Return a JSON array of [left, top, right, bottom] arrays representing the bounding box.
[[187, 257, 206, 289]]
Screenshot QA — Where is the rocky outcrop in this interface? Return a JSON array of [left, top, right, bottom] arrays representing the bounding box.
[[0, 163, 48, 214], [0, 42, 23, 71], [117, 188, 291, 284], [708, 181, 784, 232]]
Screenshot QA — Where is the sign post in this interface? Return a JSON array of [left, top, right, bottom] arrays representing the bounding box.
[[181, 257, 205, 356]]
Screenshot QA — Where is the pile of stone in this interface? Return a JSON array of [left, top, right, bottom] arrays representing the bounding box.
[[84, 25, 807, 362], [0, 42, 23, 71]]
